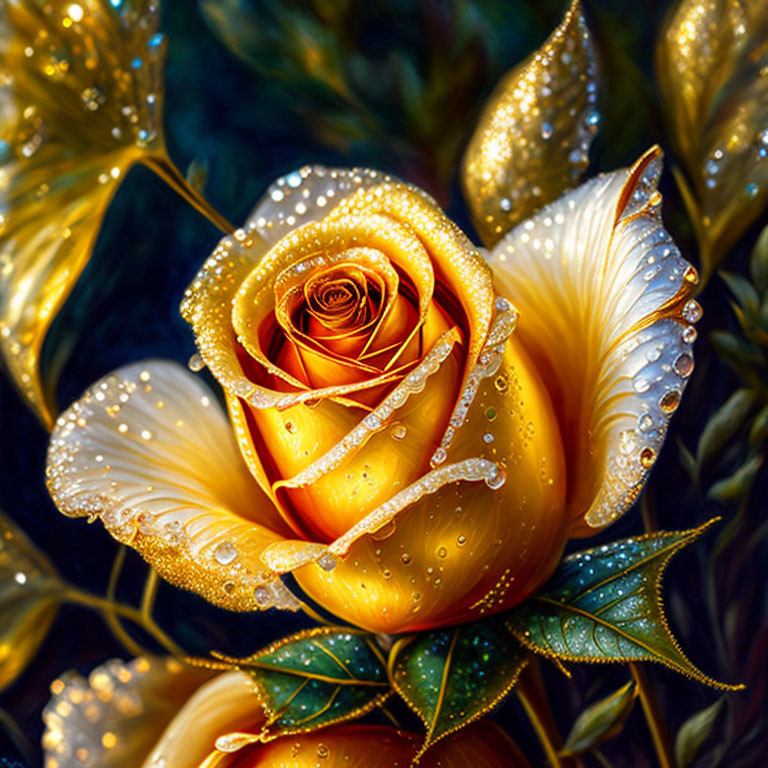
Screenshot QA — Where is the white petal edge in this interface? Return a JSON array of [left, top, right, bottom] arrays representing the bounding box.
[[45, 360, 298, 611], [489, 147, 700, 530], [180, 167, 402, 415]]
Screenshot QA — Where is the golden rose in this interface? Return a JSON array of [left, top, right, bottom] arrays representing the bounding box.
[[42, 656, 527, 768], [46, 150, 700, 633]]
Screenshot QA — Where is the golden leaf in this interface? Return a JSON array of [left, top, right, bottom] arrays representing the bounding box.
[[656, 0, 768, 278], [461, 0, 600, 246], [0, 508, 61, 690], [0, 1, 230, 429]]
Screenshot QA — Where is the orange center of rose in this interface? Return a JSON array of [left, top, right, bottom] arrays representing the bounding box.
[[264, 248, 428, 398]]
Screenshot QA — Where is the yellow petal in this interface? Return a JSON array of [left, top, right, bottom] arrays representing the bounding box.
[[0, 0, 168, 427], [142, 671, 266, 768], [229, 721, 525, 767], [42, 655, 217, 768], [0, 508, 60, 690], [462, 0, 600, 247], [45, 360, 297, 611], [656, 0, 768, 273], [489, 147, 701, 532], [290, 304, 566, 633]]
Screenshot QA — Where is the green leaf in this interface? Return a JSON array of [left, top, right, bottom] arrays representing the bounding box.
[[696, 389, 756, 469], [211, 627, 390, 741], [710, 331, 765, 376], [750, 223, 768, 296], [505, 520, 741, 689], [390, 614, 528, 760], [720, 271, 760, 315], [707, 454, 764, 503], [749, 402, 768, 447], [560, 680, 637, 756], [675, 698, 725, 767]]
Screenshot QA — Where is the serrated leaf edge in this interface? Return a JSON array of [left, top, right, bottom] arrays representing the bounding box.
[[389, 628, 529, 765], [200, 626, 391, 743], [508, 518, 743, 691]]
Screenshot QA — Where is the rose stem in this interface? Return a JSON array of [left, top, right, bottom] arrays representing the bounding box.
[[636, 491, 677, 768], [62, 584, 185, 658], [516, 659, 576, 768], [142, 153, 234, 234], [103, 545, 146, 657], [630, 663, 676, 768]]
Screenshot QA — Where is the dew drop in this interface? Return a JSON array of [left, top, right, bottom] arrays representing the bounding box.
[[485, 407, 497, 422], [456, 534, 466, 547], [317, 744, 329, 759], [659, 390, 680, 414], [285, 420, 298, 434], [371, 520, 396, 541], [682, 325, 697, 344], [187, 353, 204, 372], [213, 541, 237, 565], [494, 374, 509, 394], [400, 553, 411, 565], [436, 546, 447, 558], [389, 421, 407, 440], [633, 377, 650, 394], [682, 300, 702, 324], [673, 353, 694, 377], [254, 586, 270, 607], [640, 447, 656, 468], [485, 466, 506, 490]]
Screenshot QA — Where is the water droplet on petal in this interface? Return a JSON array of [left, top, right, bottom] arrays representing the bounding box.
[[213, 541, 237, 565], [674, 353, 694, 377], [187, 353, 204, 372]]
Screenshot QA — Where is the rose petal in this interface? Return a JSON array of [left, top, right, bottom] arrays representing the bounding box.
[[46, 360, 296, 611], [231, 212, 436, 402], [264, 328, 463, 540], [42, 656, 216, 768], [141, 671, 265, 768], [231, 721, 526, 768], [489, 147, 701, 531], [247, 166, 395, 248]]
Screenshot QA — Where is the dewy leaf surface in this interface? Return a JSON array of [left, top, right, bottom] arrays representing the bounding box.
[[210, 627, 390, 742], [462, 0, 600, 246], [506, 520, 741, 689], [390, 615, 528, 760]]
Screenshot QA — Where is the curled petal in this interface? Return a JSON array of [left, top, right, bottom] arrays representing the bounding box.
[[489, 148, 700, 531], [142, 671, 265, 768], [45, 360, 296, 611], [462, 0, 600, 246], [0, 0, 167, 426], [262, 299, 566, 632], [42, 656, 217, 768], [181, 168, 391, 412], [184, 167, 493, 410]]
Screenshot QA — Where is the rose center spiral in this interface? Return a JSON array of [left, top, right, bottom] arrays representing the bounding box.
[[299, 263, 381, 335]]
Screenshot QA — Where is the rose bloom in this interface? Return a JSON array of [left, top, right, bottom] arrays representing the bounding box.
[[47, 149, 700, 633], [42, 656, 526, 768]]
